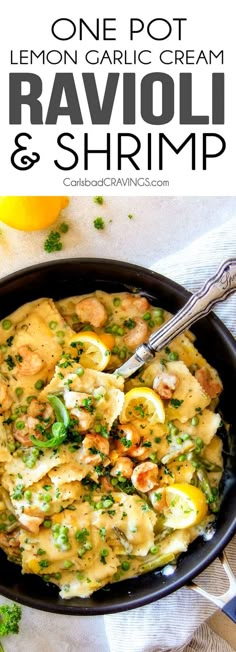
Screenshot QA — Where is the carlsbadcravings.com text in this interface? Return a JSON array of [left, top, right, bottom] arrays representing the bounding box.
[[63, 177, 169, 187]]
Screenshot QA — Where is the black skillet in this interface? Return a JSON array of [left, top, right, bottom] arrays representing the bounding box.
[[0, 259, 235, 617]]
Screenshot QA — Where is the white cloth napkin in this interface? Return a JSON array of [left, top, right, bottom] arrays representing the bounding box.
[[1, 217, 236, 652], [104, 216, 236, 652]]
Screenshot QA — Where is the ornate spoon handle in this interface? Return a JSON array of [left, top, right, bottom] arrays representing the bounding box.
[[117, 259, 236, 378], [149, 258, 236, 352]]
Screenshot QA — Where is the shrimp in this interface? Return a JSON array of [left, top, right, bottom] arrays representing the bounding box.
[[195, 367, 222, 399], [81, 433, 109, 464], [131, 461, 159, 492], [0, 530, 20, 554], [64, 391, 95, 432], [111, 456, 134, 479], [116, 423, 141, 455], [124, 318, 149, 349], [153, 373, 178, 400], [16, 345, 44, 376], [75, 297, 107, 328], [149, 488, 167, 512], [100, 476, 113, 492], [13, 415, 45, 447], [121, 295, 149, 313], [0, 381, 13, 414], [19, 513, 43, 534], [27, 399, 54, 423]]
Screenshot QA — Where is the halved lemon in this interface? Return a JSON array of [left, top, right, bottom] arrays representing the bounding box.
[[68, 331, 111, 371], [164, 483, 208, 529], [119, 386, 165, 425]]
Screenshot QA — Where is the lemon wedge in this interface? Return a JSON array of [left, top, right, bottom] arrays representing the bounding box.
[[163, 483, 208, 529], [68, 331, 111, 371], [119, 386, 165, 425]]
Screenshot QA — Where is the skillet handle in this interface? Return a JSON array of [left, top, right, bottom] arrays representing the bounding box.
[[187, 550, 236, 624]]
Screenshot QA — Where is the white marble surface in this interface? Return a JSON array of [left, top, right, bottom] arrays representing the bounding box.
[[0, 196, 236, 277], [0, 196, 235, 652]]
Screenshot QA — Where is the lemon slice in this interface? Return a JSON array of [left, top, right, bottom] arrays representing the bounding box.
[[68, 332, 111, 371], [119, 386, 165, 425], [164, 483, 208, 529]]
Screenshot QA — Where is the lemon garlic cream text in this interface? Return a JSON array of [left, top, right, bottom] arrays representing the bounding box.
[[0, 291, 223, 598]]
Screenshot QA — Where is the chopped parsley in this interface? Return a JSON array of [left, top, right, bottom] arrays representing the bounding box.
[[170, 398, 184, 408], [4, 355, 15, 370], [11, 484, 24, 500], [124, 318, 136, 330], [94, 196, 104, 205], [59, 222, 69, 233], [120, 436, 132, 449], [44, 231, 62, 253], [94, 217, 105, 230]]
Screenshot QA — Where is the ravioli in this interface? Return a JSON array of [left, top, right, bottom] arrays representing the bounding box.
[[0, 291, 225, 599], [0, 299, 75, 411]]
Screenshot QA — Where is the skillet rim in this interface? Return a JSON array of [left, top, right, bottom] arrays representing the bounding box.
[[0, 257, 235, 615]]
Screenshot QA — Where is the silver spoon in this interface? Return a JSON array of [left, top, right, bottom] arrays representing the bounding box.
[[116, 258, 236, 379]]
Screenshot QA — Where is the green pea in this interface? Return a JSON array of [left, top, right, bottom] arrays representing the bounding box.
[[75, 367, 84, 376], [43, 520, 51, 528], [155, 316, 164, 325], [196, 437, 203, 446], [117, 327, 124, 336], [181, 432, 190, 441], [105, 326, 112, 333], [2, 319, 12, 330], [119, 350, 126, 360], [113, 297, 121, 307], [34, 380, 44, 390], [191, 416, 199, 426], [24, 490, 32, 502], [49, 321, 58, 330], [96, 501, 103, 510], [111, 324, 119, 334], [169, 351, 179, 361], [15, 421, 25, 430], [44, 494, 52, 503], [150, 452, 158, 463], [0, 344, 7, 353], [170, 425, 179, 436], [26, 395, 37, 404], [176, 437, 183, 445], [63, 560, 74, 569], [56, 330, 64, 338], [143, 312, 151, 321], [111, 346, 119, 355], [150, 545, 159, 555], [95, 423, 101, 433], [15, 387, 23, 398], [148, 320, 155, 328], [121, 561, 130, 571], [178, 454, 187, 462], [154, 308, 164, 318]]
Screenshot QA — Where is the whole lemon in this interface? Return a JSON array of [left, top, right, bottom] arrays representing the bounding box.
[[0, 196, 69, 231]]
